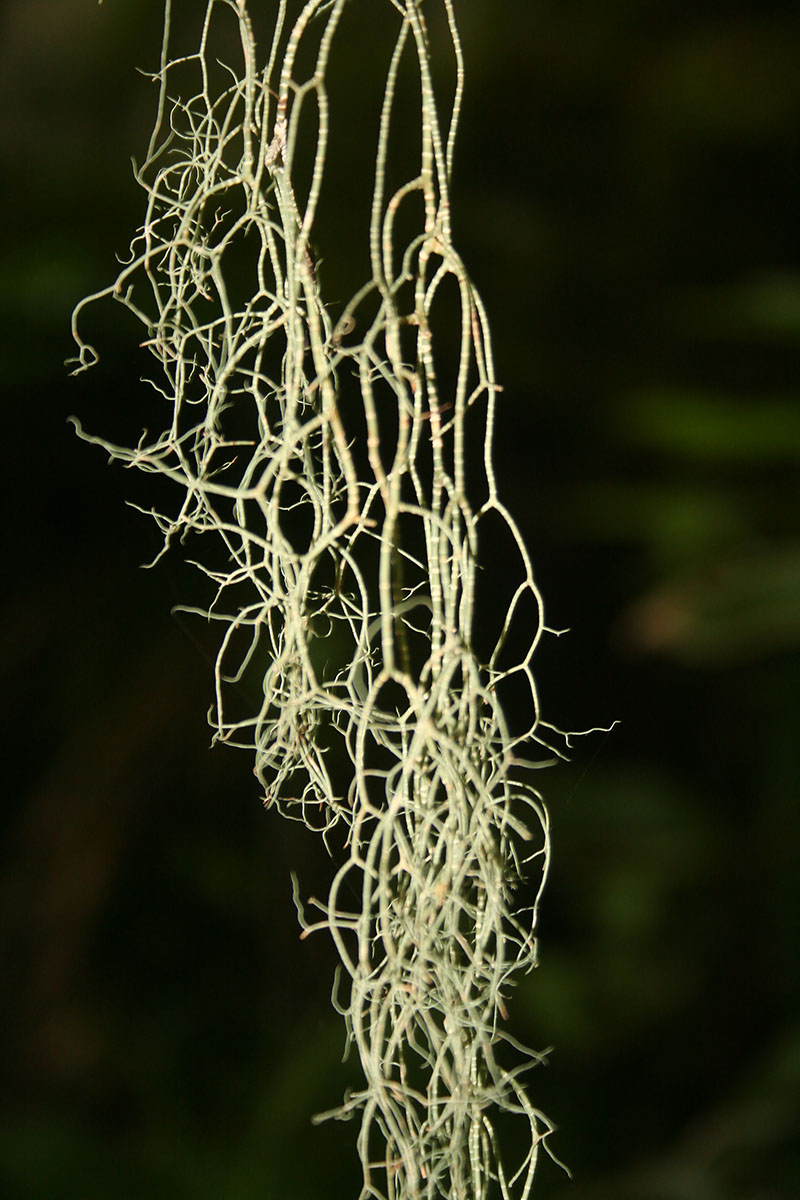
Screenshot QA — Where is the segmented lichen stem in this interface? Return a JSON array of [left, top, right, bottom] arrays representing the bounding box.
[[69, 3, 566, 1196]]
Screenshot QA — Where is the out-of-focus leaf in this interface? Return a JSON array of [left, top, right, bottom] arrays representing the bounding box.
[[618, 390, 800, 462], [559, 481, 750, 562], [641, 23, 800, 141], [677, 273, 800, 342], [618, 544, 800, 663]]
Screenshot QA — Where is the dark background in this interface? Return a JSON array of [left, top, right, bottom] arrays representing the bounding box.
[[2, 0, 799, 1196]]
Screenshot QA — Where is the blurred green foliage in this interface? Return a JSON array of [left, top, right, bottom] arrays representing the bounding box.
[[1, 0, 799, 1197]]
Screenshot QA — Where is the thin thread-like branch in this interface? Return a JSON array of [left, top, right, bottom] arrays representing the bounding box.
[[69, 3, 567, 1196]]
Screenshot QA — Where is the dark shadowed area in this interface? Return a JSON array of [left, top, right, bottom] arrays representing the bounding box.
[[1, 1, 798, 1197]]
